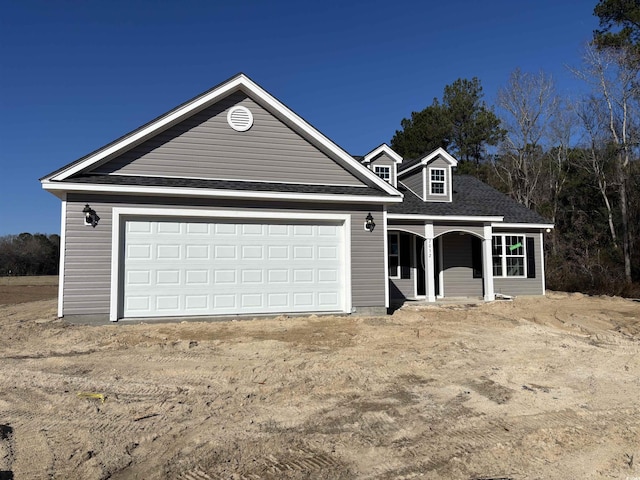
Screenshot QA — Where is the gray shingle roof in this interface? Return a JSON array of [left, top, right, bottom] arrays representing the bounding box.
[[391, 175, 551, 224], [66, 174, 389, 197]]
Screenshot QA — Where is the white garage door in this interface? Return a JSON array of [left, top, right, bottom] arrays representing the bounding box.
[[122, 219, 346, 318]]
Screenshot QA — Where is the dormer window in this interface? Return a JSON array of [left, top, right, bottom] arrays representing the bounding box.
[[374, 166, 391, 183], [429, 168, 446, 195]]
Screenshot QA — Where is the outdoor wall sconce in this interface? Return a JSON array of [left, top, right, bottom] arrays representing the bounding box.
[[365, 212, 376, 232], [83, 204, 100, 228]]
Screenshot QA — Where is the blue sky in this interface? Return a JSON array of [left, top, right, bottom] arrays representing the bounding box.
[[1, 0, 598, 235]]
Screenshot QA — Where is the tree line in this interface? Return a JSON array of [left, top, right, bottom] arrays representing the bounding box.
[[0, 233, 60, 276], [391, 0, 640, 296]]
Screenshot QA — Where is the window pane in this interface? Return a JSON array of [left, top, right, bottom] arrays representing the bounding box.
[[388, 256, 399, 277], [431, 169, 445, 181], [374, 166, 390, 181], [492, 257, 502, 276], [492, 236, 502, 255], [388, 234, 398, 255], [431, 182, 444, 194], [506, 236, 523, 256], [506, 257, 524, 276]]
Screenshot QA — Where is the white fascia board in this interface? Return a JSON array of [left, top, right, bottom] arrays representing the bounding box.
[[49, 74, 401, 198], [363, 144, 403, 164], [491, 222, 555, 230], [388, 214, 503, 222], [42, 181, 404, 204]]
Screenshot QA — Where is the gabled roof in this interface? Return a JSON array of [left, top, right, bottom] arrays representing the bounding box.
[[391, 175, 552, 225], [398, 147, 458, 176], [41, 73, 402, 200], [362, 144, 403, 164]]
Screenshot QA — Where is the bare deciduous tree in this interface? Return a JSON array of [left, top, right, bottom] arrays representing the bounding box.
[[493, 69, 560, 210], [574, 45, 640, 283]]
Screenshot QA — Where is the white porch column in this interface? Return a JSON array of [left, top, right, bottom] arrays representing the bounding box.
[[425, 223, 436, 302], [482, 224, 495, 301]]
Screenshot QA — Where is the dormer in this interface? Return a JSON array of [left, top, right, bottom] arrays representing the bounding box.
[[362, 144, 403, 188], [397, 147, 458, 202]]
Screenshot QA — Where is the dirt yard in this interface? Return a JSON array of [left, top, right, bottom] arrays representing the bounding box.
[[1, 279, 640, 479]]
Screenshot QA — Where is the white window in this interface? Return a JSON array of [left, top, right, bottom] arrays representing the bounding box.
[[374, 165, 391, 183], [388, 232, 399, 278], [430, 168, 446, 195], [492, 235, 525, 277]]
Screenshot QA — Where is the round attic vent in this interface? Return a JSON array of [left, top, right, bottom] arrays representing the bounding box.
[[227, 106, 253, 132]]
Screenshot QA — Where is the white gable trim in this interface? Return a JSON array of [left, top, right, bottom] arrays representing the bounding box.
[[398, 147, 459, 177], [362, 144, 403, 164], [42, 181, 403, 204], [47, 74, 401, 198]]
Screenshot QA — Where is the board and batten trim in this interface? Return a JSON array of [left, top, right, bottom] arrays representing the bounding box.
[[109, 207, 352, 321], [58, 196, 67, 317]]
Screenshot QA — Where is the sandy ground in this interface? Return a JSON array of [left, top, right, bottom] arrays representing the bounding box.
[[1, 280, 640, 479]]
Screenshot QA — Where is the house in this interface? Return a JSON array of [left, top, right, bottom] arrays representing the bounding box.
[[40, 74, 553, 323]]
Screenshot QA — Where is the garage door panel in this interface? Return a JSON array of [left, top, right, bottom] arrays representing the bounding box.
[[123, 219, 346, 318]]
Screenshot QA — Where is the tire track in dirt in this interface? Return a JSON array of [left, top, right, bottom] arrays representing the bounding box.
[[10, 424, 54, 479]]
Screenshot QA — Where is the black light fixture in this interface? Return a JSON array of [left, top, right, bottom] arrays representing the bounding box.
[[83, 204, 100, 228], [365, 212, 375, 232]]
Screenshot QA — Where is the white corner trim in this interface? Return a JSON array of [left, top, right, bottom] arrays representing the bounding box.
[[388, 214, 504, 222], [109, 207, 353, 321], [57, 196, 67, 318], [47, 74, 401, 197], [363, 144, 403, 164], [343, 215, 353, 314], [383, 207, 389, 309], [540, 232, 546, 295], [491, 222, 555, 229], [42, 181, 403, 204]]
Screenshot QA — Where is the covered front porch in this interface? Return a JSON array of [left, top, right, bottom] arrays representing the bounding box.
[[387, 220, 496, 303]]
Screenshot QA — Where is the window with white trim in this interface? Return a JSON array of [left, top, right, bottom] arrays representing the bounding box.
[[492, 235, 525, 277], [430, 168, 446, 195], [388, 232, 399, 278], [374, 165, 391, 183]]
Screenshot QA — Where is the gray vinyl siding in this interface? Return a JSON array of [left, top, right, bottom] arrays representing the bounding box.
[[441, 233, 483, 297], [368, 152, 396, 187], [425, 158, 452, 203], [400, 169, 424, 199], [390, 277, 414, 299], [493, 230, 544, 296], [90, 92, 365, 187], [62, 194, 385, 316]]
